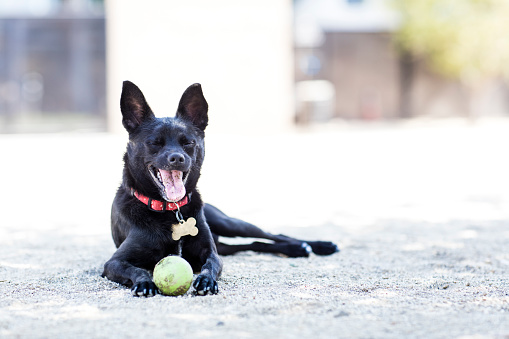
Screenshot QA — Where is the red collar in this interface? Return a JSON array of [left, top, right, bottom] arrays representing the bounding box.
[[130, 188, 189, 212]]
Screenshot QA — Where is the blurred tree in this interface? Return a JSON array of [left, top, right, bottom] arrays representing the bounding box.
[[394, 0, 509, 83], [393, 0, 509, 117]]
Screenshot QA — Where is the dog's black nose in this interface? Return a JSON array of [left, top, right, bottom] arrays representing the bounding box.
[[169, 153, 185, 165]]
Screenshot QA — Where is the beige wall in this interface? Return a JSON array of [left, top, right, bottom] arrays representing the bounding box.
[[106, 0, 294, 134]]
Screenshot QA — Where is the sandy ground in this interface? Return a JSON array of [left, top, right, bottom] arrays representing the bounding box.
[[0, 118, 508, 338]]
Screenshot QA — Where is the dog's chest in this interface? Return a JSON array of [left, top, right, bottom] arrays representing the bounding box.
[[151, 214, 199, 253]]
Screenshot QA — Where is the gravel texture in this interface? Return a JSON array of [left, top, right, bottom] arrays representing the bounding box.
[[0, 119, 508, 339]]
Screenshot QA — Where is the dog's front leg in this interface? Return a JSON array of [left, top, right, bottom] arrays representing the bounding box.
[[183, 211, 223, 295], [102, 236, 160, 297], [193, 247, 222, 295]]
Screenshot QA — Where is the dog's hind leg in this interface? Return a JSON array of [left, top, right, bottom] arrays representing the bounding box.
[[265, 234, 340, 256], [216, 241, 312, 257], [204, 204, 286, 241], [204, 204, 339, 256]]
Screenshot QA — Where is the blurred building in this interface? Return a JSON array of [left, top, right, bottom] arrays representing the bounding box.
[[2, 0, 508, 133], [0, 0, 105, 133], [294, 0, 509, 122], [294, 0, 399, 122]]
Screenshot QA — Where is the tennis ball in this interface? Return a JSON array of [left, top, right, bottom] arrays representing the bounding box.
[[153, 256, 193, 296]]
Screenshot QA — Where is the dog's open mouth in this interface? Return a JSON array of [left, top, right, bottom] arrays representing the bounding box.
[[149, 166, 188, 202]]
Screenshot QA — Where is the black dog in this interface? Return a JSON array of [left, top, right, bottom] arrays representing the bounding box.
[[102, 81, 338, 297]]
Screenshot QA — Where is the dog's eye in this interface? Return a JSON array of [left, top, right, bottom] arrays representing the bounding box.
[[147, 138, 163, 147], [181, 137, 196, 147]]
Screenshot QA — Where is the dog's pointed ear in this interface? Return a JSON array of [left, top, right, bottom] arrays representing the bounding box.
[[176, 83, 208, 131], [120, 81, 155, 133]]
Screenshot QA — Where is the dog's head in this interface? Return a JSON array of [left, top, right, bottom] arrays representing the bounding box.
[[120, 81, 208, 202]]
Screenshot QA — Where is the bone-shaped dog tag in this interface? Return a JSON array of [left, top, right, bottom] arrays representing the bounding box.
[[172, 217, 198, 241]]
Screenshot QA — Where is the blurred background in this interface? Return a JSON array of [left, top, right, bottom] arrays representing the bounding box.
[[1, 0, 509, 231], [2, 0, 509, 134], [2, 2, 509, 336]]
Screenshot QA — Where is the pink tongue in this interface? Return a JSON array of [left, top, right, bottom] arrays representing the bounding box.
[[159, 169, 186, 202]]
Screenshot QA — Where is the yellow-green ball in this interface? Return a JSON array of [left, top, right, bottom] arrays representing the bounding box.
[[153, 256, 193, 296]]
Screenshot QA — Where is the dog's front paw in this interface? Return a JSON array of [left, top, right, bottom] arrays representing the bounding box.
[[131, 280, 159, 297], [193, 274, 218, 296]]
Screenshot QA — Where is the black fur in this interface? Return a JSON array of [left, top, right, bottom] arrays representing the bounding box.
[[102, 81, 338, 297]]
